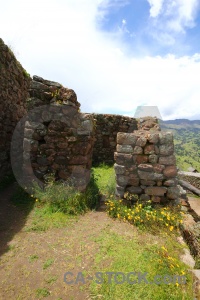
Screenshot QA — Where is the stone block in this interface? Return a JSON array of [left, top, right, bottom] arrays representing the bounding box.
[[117, 144, 133, 153], [159, 144, 174, 156], [148, 154, 158, 164], [151, 196, 161, 203], [133, 146, 143, 154], [140, 194, 150, 201], [117, 132, 138, 145], [114, 152, 133, 165], [145, 187, 167, 196], [153, 173, 164, 181], [24, 128, 34, 139], [128, 177, 140, 186], [135, 155, 148, 164], [140, 180, 156, 186], [136, 136, 147, 147], [37, 156, 50, 166], [144, 144, 155, 154], [159, 132, 173, 144], [69, 155, 90, 165], [147, 133, 159, 144], [55, 156, 67, 165], [138, 164, 153, 172], [138, 170, 154, 180], [117, 175, 129, 186], [23, 138, 31, 152], [163, 179, 177, 187], [114, 163, 125, 175], [159, 155, 176, 165], [163, 166, 177, 178], [116, 187, 124, 198], [126, 186, 142, 194], [153, 164, 165, 173], [167, 187, 180, 199]]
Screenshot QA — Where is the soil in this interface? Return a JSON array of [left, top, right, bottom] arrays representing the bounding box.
[[0, 184, 138, 300]]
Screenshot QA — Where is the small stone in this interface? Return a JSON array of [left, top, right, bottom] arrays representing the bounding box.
[[138, 170, 154, 180], [163, 166, 177, 178], [117, 132, 138, 145], [117, 175, 129, 186], [159, 155, 176, 165], [167, 187, 180, 199], [114, 152, 133, 165], [159, 144, 174, 156], [135, 155, 148, 164], [140, 180, 155, 186], [114, 163, 125, 175], [133, 146, 143, 154], [148, 154, 158, 164], [163, 179, 177, 186], [145, 187, 167, 196], [138, 164, 153, 172], [140, 194, 150, 201], [136, 136, 147, 147], [117, 144, 133, 153], [151, 196, 161, 203], [159, 132, 173, 144], [147, 133, 159, 144], [126, 186, 142, 194], [144, 144, 155, 154]]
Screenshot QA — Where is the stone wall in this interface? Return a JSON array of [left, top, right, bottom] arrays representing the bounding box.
[[19, 76, 94, 191], [91, 114, 138, 164], [0, 38, 30, 180], [178, 171, 200, 190], [114, 121, 179, 204]]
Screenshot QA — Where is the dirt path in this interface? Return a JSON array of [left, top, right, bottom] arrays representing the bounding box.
[[0, 184, 199, 299], [0, 184, 138, 300]]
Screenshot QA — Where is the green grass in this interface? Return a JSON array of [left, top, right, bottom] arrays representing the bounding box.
[[45, 275, 58, 285], [28, 255, 39, 263], [89, 228, 193, 300], [35, 288, 50, 298], [33, 171, 100, 215], [43, 259, 54, 270], [92, 163, 116, 196], [11, 171, 100, 232]]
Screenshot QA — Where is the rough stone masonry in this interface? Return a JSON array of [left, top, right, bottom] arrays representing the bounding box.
[[20, 75, 95, 192], [114, 117, 180, 204]]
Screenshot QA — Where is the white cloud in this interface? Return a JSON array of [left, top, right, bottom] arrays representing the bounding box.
[[147, 0, 164, 17], [0, 0, 200, 120], [147, 0, 200, 34]]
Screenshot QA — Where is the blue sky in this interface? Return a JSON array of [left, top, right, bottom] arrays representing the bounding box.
[[1, 0, 200, 120]]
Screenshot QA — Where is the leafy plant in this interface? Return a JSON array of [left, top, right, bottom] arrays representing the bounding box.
[[105, 198, 184, 233]]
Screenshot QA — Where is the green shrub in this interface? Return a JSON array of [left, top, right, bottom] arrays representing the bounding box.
[[33, 171, 100, 215]]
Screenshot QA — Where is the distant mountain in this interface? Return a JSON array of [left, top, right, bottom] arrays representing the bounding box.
[[160, 119, 200, 129], [159, 119, 200, 172]]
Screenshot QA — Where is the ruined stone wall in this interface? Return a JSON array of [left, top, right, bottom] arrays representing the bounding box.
[[114, 119, 179, 204], [91, 114, 138, 164], [0, 38, 30, 179], [21, 76, 94, 191]]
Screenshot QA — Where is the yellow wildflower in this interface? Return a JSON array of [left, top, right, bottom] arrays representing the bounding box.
[[161, 246, 167, 252]]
